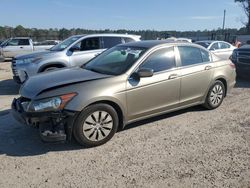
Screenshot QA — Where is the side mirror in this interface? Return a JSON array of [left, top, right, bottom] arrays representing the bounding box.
[[137, 68, 154, 78], [69, 46, 80, 52]]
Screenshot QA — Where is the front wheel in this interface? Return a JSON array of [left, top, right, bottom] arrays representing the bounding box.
[[203, 80, 225, 110], [73, 104, 119, 147]]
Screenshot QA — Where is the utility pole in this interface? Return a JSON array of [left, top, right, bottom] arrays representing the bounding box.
[[222, 9, 226, 31]]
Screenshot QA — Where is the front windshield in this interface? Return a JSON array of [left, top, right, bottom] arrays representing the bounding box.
[[0, 39, 10, 47], [84, 46, 147, 75], [50, 36, 82, 51], [195, 42, 211, 48]]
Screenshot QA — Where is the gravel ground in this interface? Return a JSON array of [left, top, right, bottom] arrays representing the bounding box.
[[0, 61, 249, 188]]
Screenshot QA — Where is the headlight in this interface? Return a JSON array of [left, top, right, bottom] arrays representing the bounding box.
[[16, 57, 42, 64], [22, 93, 77, 112]]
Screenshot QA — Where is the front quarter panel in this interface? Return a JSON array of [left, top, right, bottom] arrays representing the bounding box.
[[36, 75, 128, 117]]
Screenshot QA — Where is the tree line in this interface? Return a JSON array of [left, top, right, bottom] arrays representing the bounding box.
[[0, 25, 248, 42]]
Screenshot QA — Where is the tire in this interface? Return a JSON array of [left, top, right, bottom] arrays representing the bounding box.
[[73, 104, 119, 147], [203, 80, 225, 110]]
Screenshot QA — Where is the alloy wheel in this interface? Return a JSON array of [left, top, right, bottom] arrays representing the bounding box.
[[82, 111, 113, 142], [209, 84, 223, 106]]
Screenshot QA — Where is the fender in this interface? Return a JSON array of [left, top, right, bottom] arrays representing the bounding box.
[[38, 62, 68, 72]]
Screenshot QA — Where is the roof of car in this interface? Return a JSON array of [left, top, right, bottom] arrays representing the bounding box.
[[196, 40, 230, 43], [119, 40, 192, 48], [74, 33, 141, 38]]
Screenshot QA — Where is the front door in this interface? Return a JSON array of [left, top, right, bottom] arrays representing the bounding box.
[[177, 46, 214, 105], [69, 37, 104, 66], [126, 47, 181, 121]]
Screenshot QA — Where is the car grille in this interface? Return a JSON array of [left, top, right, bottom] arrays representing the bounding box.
[[238, 58, 250, 64], [238, 51, 250, 64]]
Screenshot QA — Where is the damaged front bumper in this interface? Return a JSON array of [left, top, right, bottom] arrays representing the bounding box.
[[11, 97, 79, 142]]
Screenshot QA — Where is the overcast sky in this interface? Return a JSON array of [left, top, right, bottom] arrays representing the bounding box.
[[0, 0, 245, 31]]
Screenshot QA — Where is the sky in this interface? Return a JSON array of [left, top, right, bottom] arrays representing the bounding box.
[[0, 0, 245, 31]]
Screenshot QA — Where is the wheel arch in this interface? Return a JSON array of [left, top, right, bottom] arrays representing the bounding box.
[[85, 100, 125, 130], [215, 77, 227, 97], [38, 62, 67, 72]]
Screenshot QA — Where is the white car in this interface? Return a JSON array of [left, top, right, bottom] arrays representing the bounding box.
[[195, 40, 236, 60]]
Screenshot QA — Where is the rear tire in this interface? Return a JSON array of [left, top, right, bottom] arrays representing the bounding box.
[[73, 104, 119, 147], [203, 80, 225, 110]]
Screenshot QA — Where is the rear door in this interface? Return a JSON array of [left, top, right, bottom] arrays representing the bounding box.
[[69, 37, 104, 66], [178, 46, 214, 105]]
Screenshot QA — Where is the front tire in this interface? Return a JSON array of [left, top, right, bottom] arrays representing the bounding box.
[[73, 104, 119, 147], [203, 80, 225, 110]]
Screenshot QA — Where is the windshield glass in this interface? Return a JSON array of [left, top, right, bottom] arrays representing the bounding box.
[[195, 42, 211, 48], [50, 36, 82, 51], [84, 46, 147, 75], [0, 39, 10, 47]]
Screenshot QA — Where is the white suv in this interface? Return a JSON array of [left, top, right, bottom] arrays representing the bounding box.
[[12, 34, 141, 83]]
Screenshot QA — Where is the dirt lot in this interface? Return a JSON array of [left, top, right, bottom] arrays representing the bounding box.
[[0, 61, 249, 188]]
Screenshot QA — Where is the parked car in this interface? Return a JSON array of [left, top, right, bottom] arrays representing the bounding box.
[[0, 37, 54, 62], [33, 40, 60, 51], [166, 37, 192, 43], [195, 40, 236, 60], [11, 34, 141, 83], [231, 45, 250, 79], [12, 40, 236, 147]]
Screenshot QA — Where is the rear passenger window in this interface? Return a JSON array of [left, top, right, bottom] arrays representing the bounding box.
[[103, 37, 122, 48], [123, 37, 135, 43], [200, 49, 211, 62], [141, 47, 176, 72], [178, 46, 203, 66], [18, 39, 30, 46]]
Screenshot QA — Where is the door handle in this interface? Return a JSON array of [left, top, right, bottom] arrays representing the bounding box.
[[205, 66, 212, 70], [20, 47, 23, 49], [168, 74, 179, 79]]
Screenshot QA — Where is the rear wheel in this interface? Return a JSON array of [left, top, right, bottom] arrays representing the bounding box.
[[203, 80, 225, 110], [73, 104, 119, 147]]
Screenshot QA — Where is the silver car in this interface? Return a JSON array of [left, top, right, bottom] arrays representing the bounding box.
[[195, 40, 236, 60], [11, 34, 141, 83], [12, 40, 236, 147]]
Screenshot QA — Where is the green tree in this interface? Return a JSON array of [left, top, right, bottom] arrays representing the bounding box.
[[235, 0, 250, 33], [13, 25, 27, 37]]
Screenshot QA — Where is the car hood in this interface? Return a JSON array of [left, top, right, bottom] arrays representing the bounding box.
[[20, 67, 112, 99], [15, 50, 59, 59]]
